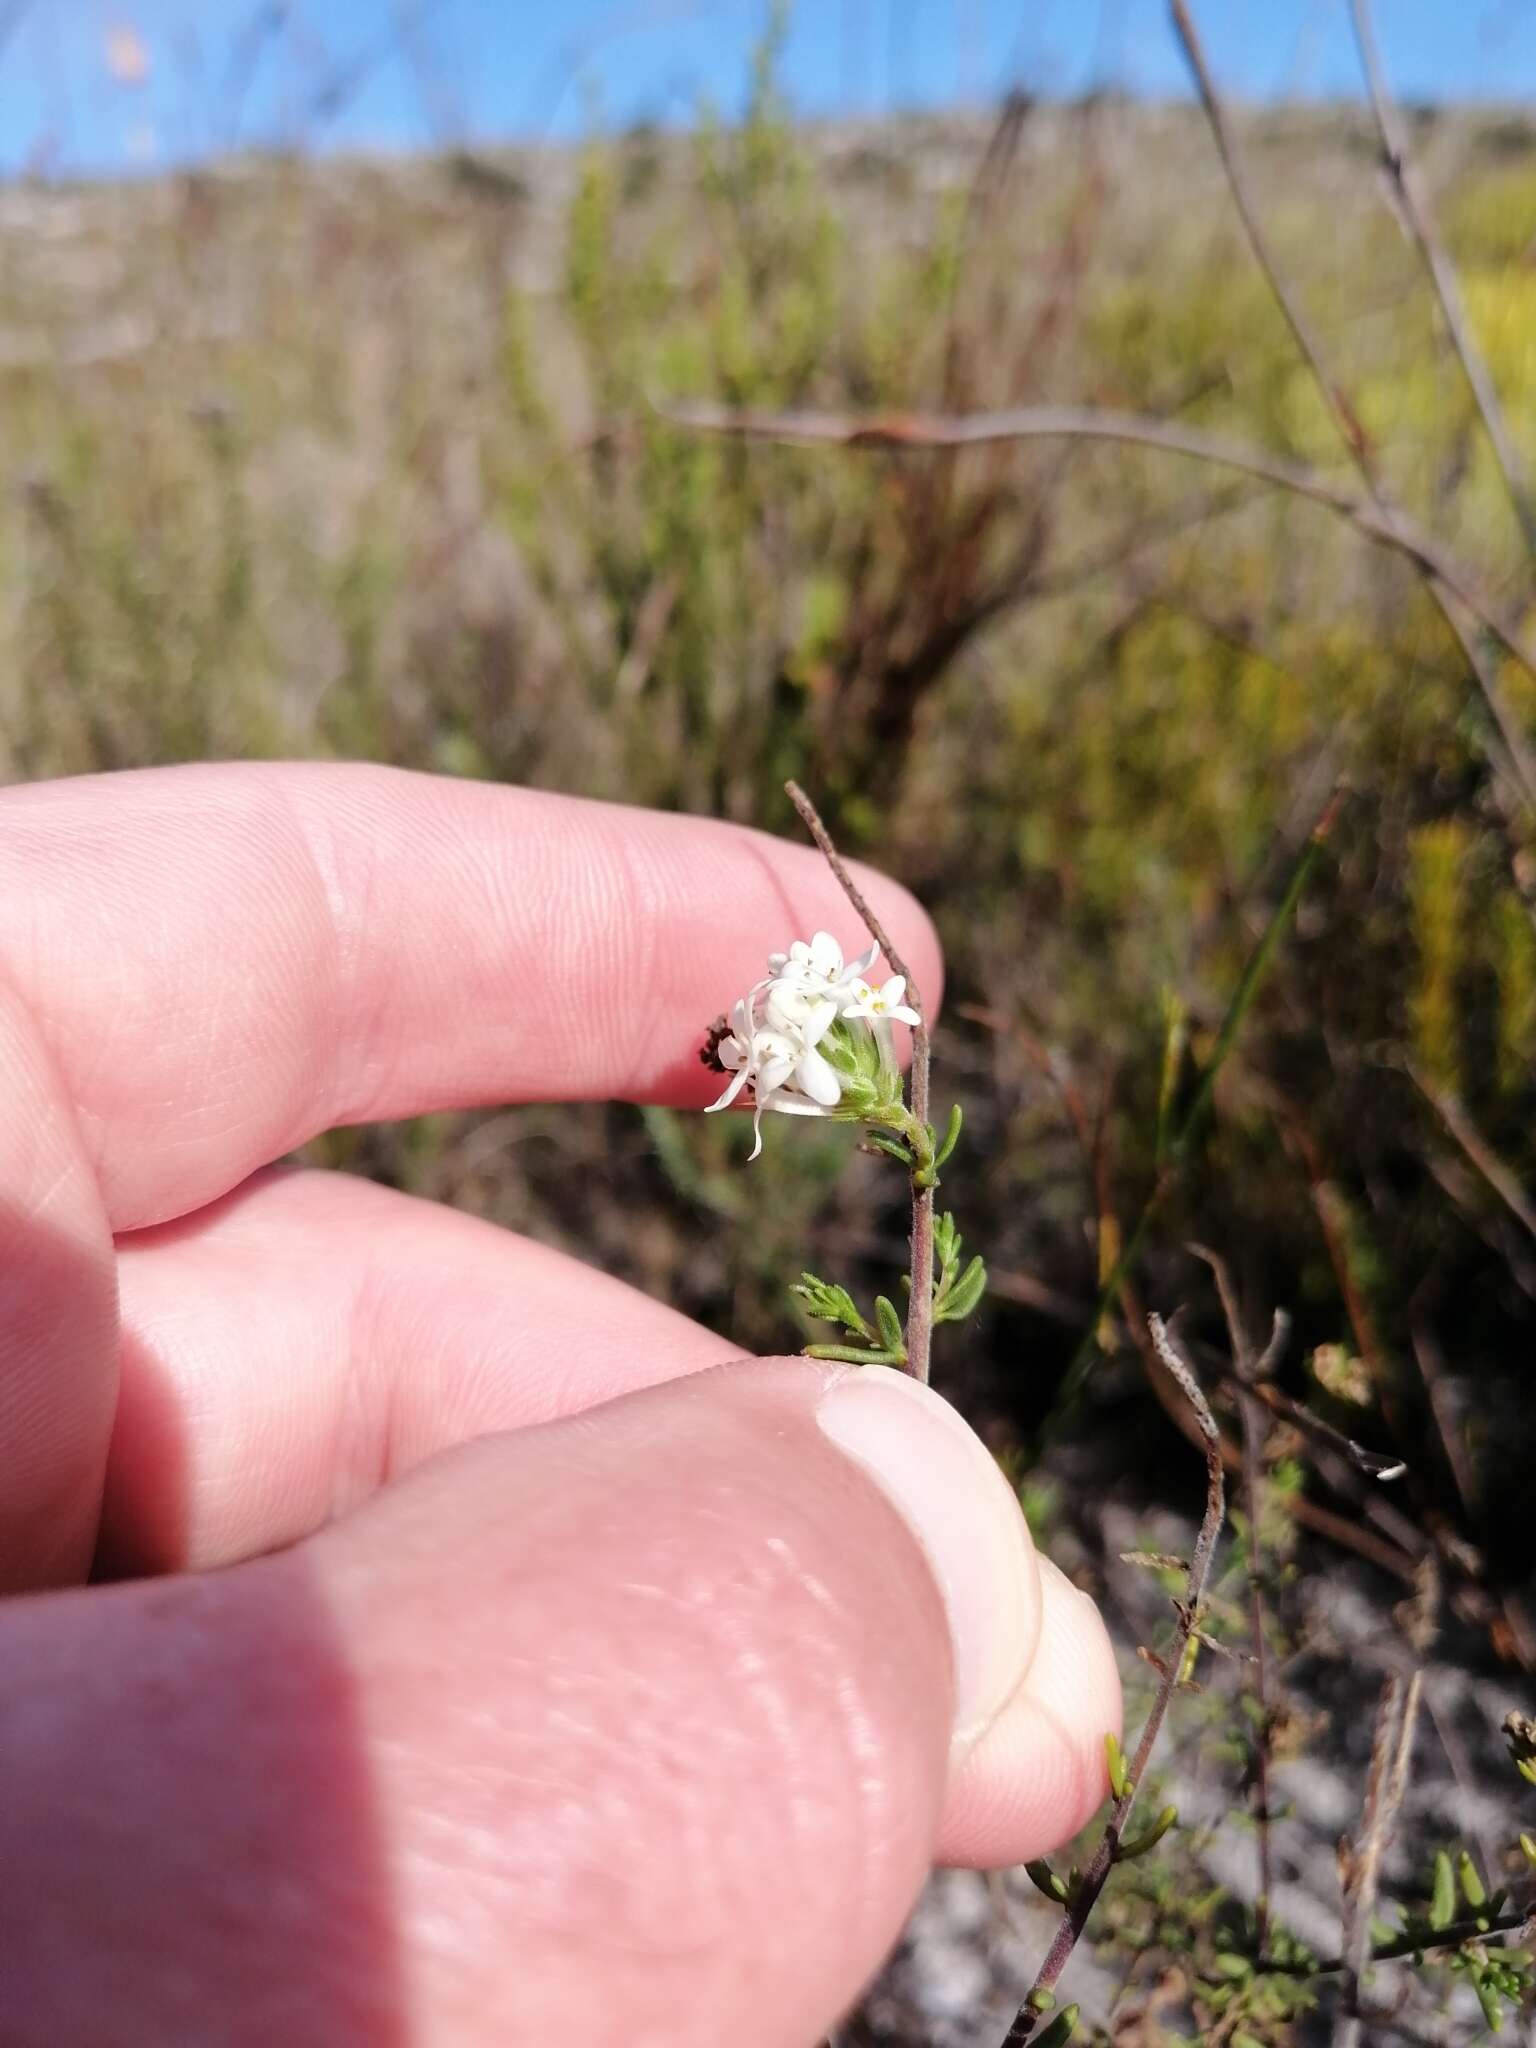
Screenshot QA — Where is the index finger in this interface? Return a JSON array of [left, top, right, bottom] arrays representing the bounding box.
[[0, 763, 942, 1230]]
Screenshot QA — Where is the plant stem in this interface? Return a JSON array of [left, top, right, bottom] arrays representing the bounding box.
[[901, 1101, 936, 1387], [1336, 1666, 1425, 2048], [784, 780, 937, 1383], [1349, 0, 1536, 555], [1193, 1247, 1282, 1960], [1002, 1318, 1226, 2041], [1265, 1908, 1534, 1977]]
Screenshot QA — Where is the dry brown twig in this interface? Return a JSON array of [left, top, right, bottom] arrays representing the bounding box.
[[1334, 1659, 1427, 2047], [1191, 1245, 1286, 1958], [1001, 1313, 1226, 2043], [1407, 1061, 1536, 1247], [1348, 0, 1536, 554], [782, 781, 937, 1383]]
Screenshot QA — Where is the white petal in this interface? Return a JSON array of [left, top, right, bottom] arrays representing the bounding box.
[[807, 931, 843, 979], [748, 1101, 766, 1160], [795, 1043, 843, 1106], [800, 996, 838, 1046], [763, 980, 812, 1031], [845, 940, 880, 980], [887, 1004, 921, 1026], [878, 975, 907, 1007], [757, 1052, 796, 1097], [706, 1066, 751, 1112]]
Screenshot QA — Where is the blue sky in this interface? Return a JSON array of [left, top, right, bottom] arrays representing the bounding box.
[[3, 2, 1535, 180]]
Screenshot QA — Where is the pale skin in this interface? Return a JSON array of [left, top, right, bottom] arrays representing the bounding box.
[[0, 762, 1120, 2046]]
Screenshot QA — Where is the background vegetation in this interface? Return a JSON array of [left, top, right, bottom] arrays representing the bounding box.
[[2, 28, 1533, 2038]]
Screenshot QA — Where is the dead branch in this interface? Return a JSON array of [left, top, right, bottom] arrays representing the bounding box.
[[1349, 0, 1536, 552], [1192, 1246, 1282, 1954], [1001, 1315, 1225, 2042], [1335, 1665, 1426, 2048]]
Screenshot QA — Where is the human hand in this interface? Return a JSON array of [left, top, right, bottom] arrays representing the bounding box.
[[0, 762, 1119, 2046]]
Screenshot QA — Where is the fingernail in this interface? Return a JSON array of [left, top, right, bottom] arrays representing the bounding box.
[[815, 1364, 1040, 1756]]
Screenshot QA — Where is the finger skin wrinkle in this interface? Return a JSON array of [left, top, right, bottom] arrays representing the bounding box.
[[593, 809, 668, 1104], [281, 774, 384, 1137], [331, 1231, 396, 1527]]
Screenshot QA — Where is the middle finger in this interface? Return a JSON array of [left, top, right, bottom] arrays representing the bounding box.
[[103, 1167, 745, 1575]]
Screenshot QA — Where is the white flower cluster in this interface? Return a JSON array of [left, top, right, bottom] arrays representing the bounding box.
[[705, 929, 920, 1158]]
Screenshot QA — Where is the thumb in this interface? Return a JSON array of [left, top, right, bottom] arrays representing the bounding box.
[[0, 1359, 1112, 2047], [322, 1356, 1043, 2045]]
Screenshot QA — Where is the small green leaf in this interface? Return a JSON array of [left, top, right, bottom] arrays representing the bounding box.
[[933, 1101, 963, 1170], [1474, 1970, 1505, 2032], [790, 1273, 874, 1341], [866, 1131, 915, 1167], [1024, 1858, 1070, 1905], [1431, 1849, 1456, 1930], [874, 1294, 906, 1358], [1115, 1805, 1178, 1862], [1105, 1731, 1129, 1800], [936, 1253, 987, 1323], [1459, 1849, 1487, 1909], [1030, 2003, 1079, 2046], [1026, 1987, 1056, 2012], [1212, 1952, 1252, 1981], [1519, 1831, 1536, 1869], [933, 1210, 959, 1268]]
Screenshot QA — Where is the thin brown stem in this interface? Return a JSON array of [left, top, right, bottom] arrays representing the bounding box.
[[1335, 1667, 1425, 2048], [1002, 1316, 1225, 2042], [1349, 0, 1536, 553], [1192, 1247, 1282, 1957], [1265, 1906, 1534, 1978], [1238, 1377, 1406, 1483], [783, 781, 936, 1383], [1169, 0, 1371, 468], [1408, 1061, 1536, 1245]]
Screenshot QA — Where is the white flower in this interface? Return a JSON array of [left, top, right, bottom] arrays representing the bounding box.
[[704, 928, 910, 1159], [705, 991, 844, 1159], [767, 929, 879, 991], [840, 974, 920, 1027], [761, 973, 838, 1041]]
